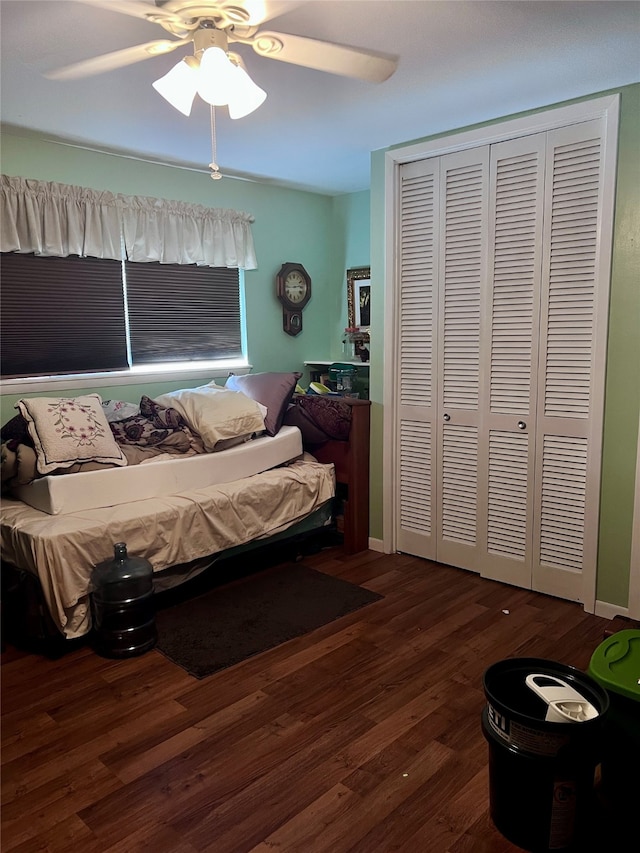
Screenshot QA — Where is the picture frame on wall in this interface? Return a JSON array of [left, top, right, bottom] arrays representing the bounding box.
[[347, 266, 371, 331]]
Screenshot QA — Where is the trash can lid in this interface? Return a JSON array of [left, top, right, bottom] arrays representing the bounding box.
[[588, 629, 640, 702]]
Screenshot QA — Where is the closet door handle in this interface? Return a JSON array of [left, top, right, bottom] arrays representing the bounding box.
[[517, 421, 527, 430], [443, 413, 451, 422]]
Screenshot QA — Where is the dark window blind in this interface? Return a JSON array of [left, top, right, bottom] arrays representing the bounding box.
[[1, 253, 128, 378], [124, 261, 242, 364]]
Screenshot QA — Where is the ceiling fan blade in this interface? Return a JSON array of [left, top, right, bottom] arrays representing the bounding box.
[[225, 0, 303, 26], [73, 0, 185, 27], [44, 38, 191, 81], [76, 0, 302, 27], [249, 31, 398, 82]]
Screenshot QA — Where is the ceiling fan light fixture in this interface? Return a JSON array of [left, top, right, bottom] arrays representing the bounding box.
[[152, 57, 198, 116], [194, 46, 267, 117], [196, 46, 239, 107], [227, 64, 267, 119]]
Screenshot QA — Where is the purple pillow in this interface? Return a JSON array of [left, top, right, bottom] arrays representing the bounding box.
[[225, 372, 301, 436]]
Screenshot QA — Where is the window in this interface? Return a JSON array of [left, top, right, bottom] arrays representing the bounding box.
[[0, 253, 242, 379], [125, 261, 241, 365]]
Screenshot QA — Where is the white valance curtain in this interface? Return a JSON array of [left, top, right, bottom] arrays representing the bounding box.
[[0, 174, 258, 269]]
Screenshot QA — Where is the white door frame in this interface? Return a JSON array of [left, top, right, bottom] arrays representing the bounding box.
[[383, 94, 620, 612]]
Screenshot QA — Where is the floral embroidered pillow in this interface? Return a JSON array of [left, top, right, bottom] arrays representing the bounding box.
[[17, 394, 127, 475]]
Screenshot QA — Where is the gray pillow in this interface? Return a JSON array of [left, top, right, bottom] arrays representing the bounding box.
[[225, 372, 301, 436]]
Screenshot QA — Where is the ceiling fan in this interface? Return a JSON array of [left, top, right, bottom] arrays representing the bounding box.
[[45, 0, 399, 84]]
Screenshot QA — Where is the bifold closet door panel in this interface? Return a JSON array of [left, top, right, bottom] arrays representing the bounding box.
[[395, 157, 439, 560], [478, 133, 546, 588], [435, 146, 490, 572], [532, 118, 608, 602]]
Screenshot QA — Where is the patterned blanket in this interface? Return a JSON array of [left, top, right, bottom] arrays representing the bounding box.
[[283, 393, 352, 446]]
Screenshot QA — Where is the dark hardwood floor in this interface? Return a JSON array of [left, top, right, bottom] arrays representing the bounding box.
[[1, 545, 621, 852]]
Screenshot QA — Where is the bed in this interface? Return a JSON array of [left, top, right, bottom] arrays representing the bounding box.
[[0, 373, 371, 648]]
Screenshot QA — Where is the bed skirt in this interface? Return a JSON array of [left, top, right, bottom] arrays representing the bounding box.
[[1, 457, 335, 640], [1, 499, 336, 655]]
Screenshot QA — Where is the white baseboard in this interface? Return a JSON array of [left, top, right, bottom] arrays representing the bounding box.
[[594, 600, 629, 620], [360, 548, 632, 619]]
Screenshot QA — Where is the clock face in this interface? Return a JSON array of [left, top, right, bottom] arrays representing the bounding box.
[[284, 271, 308, 304]]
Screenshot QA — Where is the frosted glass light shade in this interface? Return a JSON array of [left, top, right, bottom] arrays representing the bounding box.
[[197, 47, 238, 106], [152, 59, 199, 116], [227, 65, 267, 119]]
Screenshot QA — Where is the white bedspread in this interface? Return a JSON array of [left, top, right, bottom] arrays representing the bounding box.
[[1, 457, 335, 639]]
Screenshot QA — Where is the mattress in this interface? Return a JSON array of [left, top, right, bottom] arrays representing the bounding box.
[[1, 455, 336, 639], [12, 425, 303, 515]]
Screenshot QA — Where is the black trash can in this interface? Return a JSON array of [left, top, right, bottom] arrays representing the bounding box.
[[482, 657, 609, 852], [90, 542, 157, 658]]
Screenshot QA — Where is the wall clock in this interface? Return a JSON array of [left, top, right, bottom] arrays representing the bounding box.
[[276, 262, 312, 336]]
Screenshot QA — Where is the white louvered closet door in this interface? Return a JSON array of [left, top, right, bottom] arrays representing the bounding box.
[[436, 147, 489, 570], [532, 119, 607, 601], [393, 116, 610, 603], [478, 134, 546, 588], [395, 158, 439, 560], [480, 120, 607, 598]]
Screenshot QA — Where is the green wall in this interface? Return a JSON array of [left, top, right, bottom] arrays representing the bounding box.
[[0, 136, 374, 415], [328, 191, 371, 360], [597, 84, 640, 606], [0, 130, 337, 391], [370, 83, 640, 609]]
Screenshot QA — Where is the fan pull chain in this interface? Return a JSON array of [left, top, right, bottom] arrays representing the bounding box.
[[209, 105, 222, 181]]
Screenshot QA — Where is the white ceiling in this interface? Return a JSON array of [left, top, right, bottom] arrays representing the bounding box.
[[1, 0, 639, 195]]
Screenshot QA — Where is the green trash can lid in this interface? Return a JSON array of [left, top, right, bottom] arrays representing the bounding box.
[[588, 629, 640, 702]]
